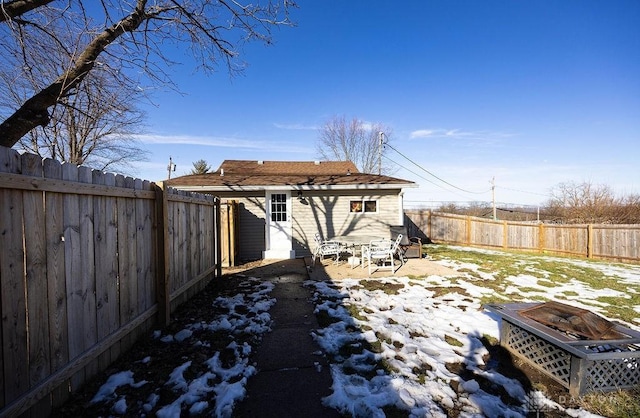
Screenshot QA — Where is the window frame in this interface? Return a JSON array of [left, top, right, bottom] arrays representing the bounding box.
[[349, 199, 378, 214], [270, 193, 288, 222]]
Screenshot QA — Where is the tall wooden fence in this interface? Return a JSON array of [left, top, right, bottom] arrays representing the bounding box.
[[405, 210, 640, 262], [0, 147, 222, 417]]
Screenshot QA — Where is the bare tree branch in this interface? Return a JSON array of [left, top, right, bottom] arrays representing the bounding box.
[[1, 5, 149, 173], [0, 1, 296, 147], [316, 115, 395, 175], [0, 0, 54, 23]]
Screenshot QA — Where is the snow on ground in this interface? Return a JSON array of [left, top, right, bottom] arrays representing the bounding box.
[[86, 248, 639, 417], [88, 277, 276, 417], [304, 276, 605, 417]]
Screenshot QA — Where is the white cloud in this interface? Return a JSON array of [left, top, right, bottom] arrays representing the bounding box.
[[409, 128, 515, 141], [135, 133, 309, 153], [409, 129, 436, 138], [272, 123, 318, 130], [135, 134, 262, 148]]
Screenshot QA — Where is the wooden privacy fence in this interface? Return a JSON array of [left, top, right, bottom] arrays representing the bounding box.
[[0, 147, 221, 417], [405, 210, 640, 262]]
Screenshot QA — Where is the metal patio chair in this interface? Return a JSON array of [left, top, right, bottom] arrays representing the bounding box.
[[361, 234, 403, 275], [311, 233, 344, 265]]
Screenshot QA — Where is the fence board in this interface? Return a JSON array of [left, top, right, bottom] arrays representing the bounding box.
[[0, 147, 28, 405], [117, 175, 139, 344], [506, 222, 538, 249], [199, 204, 206, 273], [93, 170, 108, 346], [61, 163, 84, 390], [179, 197, 188, 290], [145, 181, 156, 311], [170, 194, 180, 293], [79, 166, 100, 382], [190, 202, 199, 280], [135, 179, 152, 311], [21, 154, 50, 390], [471, 219, 503, 247], [43, 158, 70, 408]]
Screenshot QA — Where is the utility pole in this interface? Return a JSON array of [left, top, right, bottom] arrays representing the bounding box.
[[491, 177, 497, 220], [167, 156, 176, 179], [378, 131, 384, 175]]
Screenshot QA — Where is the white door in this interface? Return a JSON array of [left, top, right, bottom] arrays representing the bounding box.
[[263, 191, 295, 259]]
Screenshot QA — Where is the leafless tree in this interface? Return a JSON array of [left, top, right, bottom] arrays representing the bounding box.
[[614, 194, 640, 224], [0, 8, 148, 172], [546, 181, 618, 223], [0, 0, 296, 147], [316, 115, 394, 174]]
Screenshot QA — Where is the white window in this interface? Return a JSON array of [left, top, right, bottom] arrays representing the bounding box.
[[271, 193, 287, 222], [350, 200, 377, 213]]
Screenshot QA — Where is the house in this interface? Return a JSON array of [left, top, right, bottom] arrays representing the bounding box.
[[165, 160, 417, 261]]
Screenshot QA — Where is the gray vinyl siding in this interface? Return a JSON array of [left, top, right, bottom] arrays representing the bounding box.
[[292, 189, 402, 257]]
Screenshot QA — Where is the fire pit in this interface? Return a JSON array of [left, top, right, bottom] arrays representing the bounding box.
[[485, 301, 640, 396]]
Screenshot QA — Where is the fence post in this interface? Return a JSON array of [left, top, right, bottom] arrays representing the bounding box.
[[538, 223, 545, 254], [503, 220, 508, 249], [466, 216, 471, 245], [587, 224, 593, 258], [155, 182, 171, 326], [215, 198, 222, 278]]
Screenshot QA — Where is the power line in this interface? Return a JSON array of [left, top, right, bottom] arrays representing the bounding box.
[[497, 185, 552, 198], [383, 141, 491, 195], [382, 155, 445, 188], [380, 134, 554, 206], [382, 154, 478, 200], [381, 135, 553, 203]]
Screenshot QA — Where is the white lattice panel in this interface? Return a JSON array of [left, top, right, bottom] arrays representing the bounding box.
[[505, 321, 572, 385], [503, 321, 640, 395]]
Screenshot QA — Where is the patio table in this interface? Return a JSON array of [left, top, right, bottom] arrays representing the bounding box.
[[330, 235, 383, 268]]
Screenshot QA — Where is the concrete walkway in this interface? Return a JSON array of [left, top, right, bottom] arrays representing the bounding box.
[[234, 259, 340, 417], [230, 256, 454, 416]]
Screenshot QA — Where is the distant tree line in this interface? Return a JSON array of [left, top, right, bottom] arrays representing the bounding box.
[[436, 181, 640, 225]]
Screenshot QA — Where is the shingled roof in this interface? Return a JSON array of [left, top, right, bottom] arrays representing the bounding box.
[[165, 160, 416, 191], [217, 160, 359, 175]]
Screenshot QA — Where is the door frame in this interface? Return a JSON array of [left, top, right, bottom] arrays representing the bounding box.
[[263, 190, 295, 259]]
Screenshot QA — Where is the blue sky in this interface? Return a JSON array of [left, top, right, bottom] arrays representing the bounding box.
[[133, 0, 640, 208]]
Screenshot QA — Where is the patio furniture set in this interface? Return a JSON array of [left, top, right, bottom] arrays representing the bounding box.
[[311, 228, 423, 275]]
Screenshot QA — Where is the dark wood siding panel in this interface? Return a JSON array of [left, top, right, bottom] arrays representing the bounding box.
[[235, 195, 266, 261]]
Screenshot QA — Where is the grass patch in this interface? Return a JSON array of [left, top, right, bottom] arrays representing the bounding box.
[[482, 333, 498, 346], [457, 268, 483, 280], [515, 286, 547, 294], [595, 296, 639, 323], [428, 245, 640, 310], [428, 286, 471, 298], [536, 279, 557, 287], [444, 334, 463, 347], [360, 279, 404, 294], [345, 303, 368, 321], [580, 389, 640, 418], [562, 290, 580, 297]]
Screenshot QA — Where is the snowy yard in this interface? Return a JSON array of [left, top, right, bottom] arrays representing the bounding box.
[[56, 246, 640, 417]]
